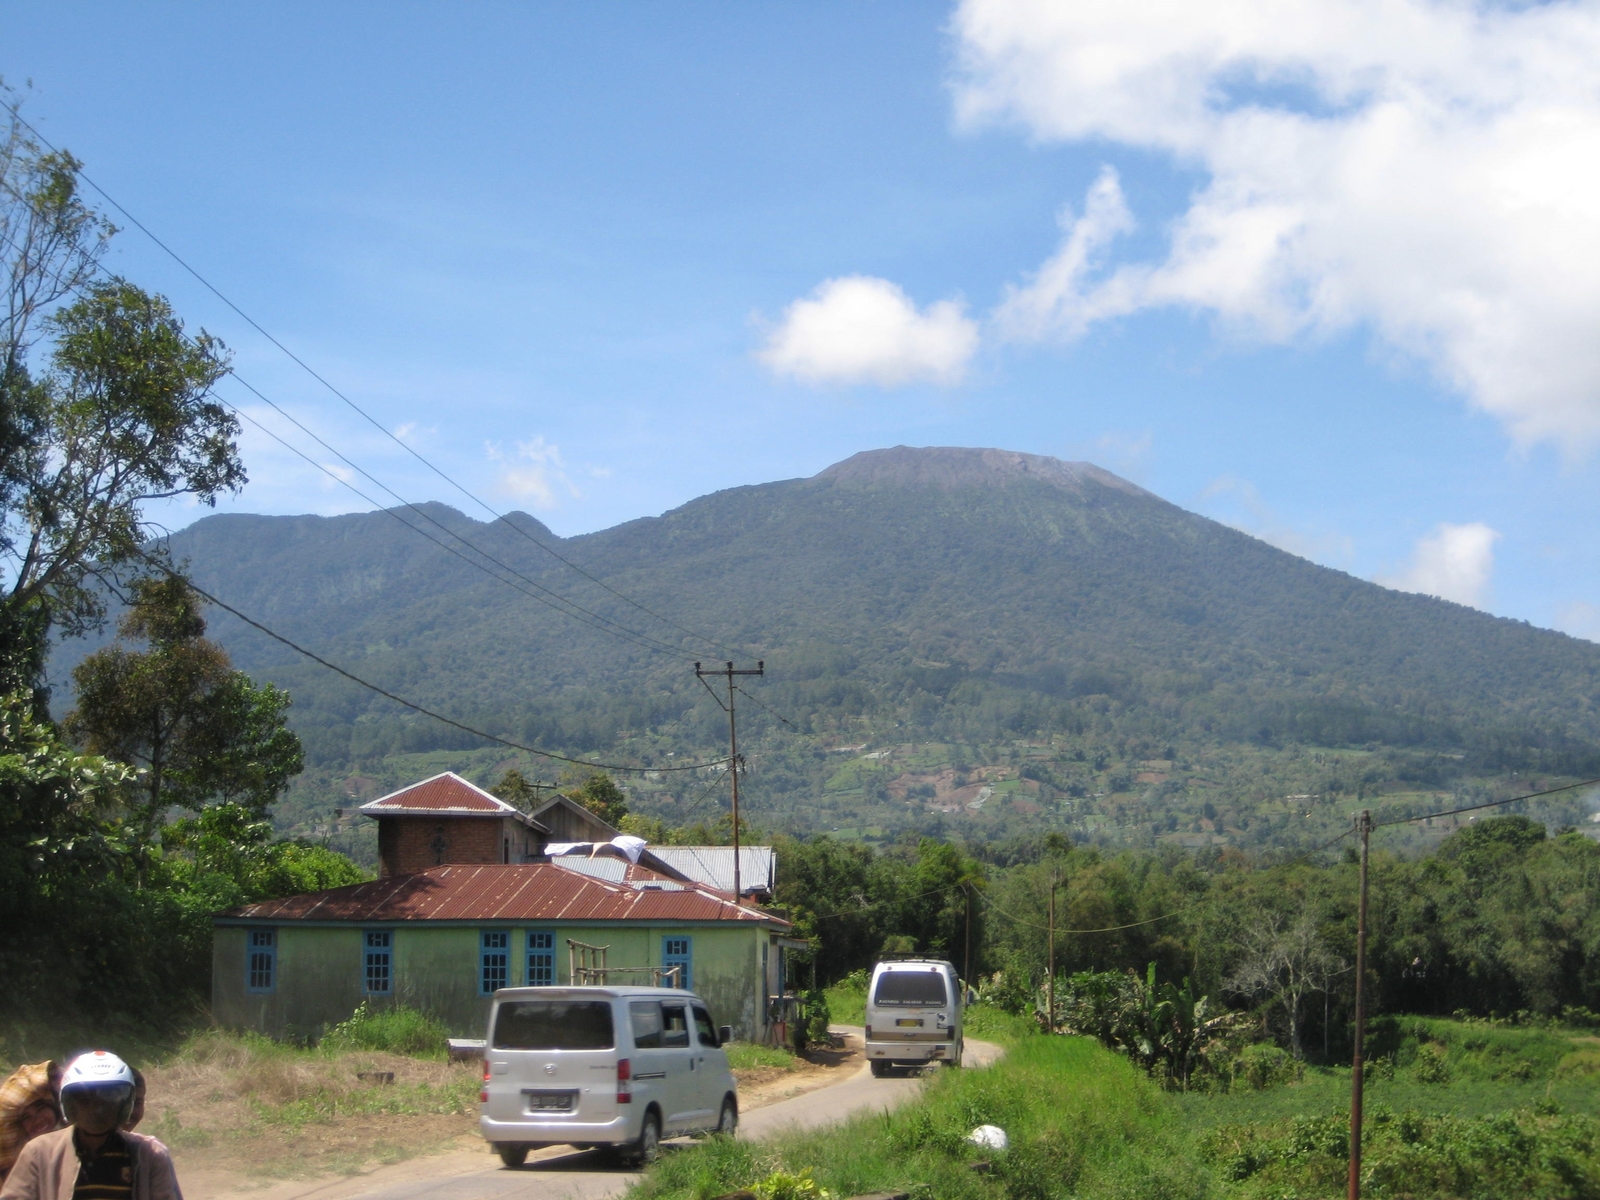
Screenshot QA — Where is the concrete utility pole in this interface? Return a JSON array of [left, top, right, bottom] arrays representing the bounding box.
[[1047, 870, 1056, 1033], [1348, 809, 1373, 1200], [694, 661, 763, 900]]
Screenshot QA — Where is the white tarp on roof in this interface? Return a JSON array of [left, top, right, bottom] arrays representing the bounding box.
[[545, 836, 646, 863]]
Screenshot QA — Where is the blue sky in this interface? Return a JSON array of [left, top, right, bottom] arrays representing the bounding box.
[[7, 1, 1600, 639]]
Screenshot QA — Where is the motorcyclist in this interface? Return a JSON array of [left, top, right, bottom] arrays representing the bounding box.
[[0, 1052, 179, 1200]]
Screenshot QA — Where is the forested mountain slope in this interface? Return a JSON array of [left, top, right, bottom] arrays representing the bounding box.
[[64, 446, 1600, 846]]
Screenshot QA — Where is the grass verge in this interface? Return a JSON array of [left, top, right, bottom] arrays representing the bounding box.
[[632, 1014, 1600, 1200], [631, 1035, 1203, 1200], [725, 1042, 804, 1072], [139, 1027, 478, 1178]]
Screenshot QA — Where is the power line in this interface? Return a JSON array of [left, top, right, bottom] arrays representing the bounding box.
[[0, 223, 700, 663], [979, 825, 1357, 936], [14, 110, 741, 661], [135, 553, 725, 775], [733, 682, 795, 727], [801, 882, 960, 924], [223, 380, 696, 660], [1372, 776, 1600, 830]]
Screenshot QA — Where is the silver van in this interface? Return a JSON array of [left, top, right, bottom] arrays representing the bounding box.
[[479, 986, 738, 1166], [864, 959, 962, 1075]]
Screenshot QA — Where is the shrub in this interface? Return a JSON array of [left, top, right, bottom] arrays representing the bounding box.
[[753, 1169, 833, 1200], [1203, 1106, 1600, 1199], [323, 1001, 447, 1057], [790, 988, 831, 1053], [1413, 1043, 1451, 1085], [1232, 1043, 1303, 1091]]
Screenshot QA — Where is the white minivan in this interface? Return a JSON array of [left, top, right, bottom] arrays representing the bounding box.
[[864, 959, 963, 1075], [479, 986, 738, 1166]]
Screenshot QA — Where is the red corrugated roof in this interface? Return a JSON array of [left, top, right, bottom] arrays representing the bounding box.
[[217, 863, 790, 926], [359, 771, 517, 815]]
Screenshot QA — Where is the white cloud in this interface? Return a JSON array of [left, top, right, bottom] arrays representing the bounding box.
[[1378, 521, 1499, 607], [1556, 601, 1600, 643], [758, 276, 979, 387], [487, 436, 579, 510], [958, 0, 1600, 451]]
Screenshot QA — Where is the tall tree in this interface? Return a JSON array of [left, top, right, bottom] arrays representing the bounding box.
[[0, 95, 243, 696], [65, 576, 303, 857], [2, 282, 241, 636], [1224, 907, 1343, 1059], [1, 89, 116, 696]]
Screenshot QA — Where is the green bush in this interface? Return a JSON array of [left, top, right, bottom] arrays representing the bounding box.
[[1202, 1105, 1600, 1199], [790, 988, 831, 1053], [1413, 1042, 1451, 1085], [322, 1001, 448, 1057], [1232, 1043, 1303, 1091]]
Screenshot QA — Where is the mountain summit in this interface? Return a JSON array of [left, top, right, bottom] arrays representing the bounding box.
[[812, 446, 1151, 498]]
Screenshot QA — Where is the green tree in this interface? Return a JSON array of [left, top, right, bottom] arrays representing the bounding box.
[[1, 93, 242, 693], [65, 576, 303, 858], [565, 771, 629, 827], [0, 687, 146, 1020], [160, 802, 368, 913], [0, 91, 116, 697], [491, 767, 543, 810], [2, 282, 240, 639]]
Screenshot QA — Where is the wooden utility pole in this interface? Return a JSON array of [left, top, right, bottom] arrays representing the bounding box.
[[695, 661, 763, 900], [1348, 809, 1373, 1200]]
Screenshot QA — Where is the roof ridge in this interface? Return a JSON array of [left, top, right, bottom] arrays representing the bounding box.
[[216, 860, 788, 926], [359, 770, 517, 814]]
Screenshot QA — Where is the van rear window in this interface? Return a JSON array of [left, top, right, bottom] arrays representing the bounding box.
[[873, 971, 948, 1007], [492, 1000, 614, 1049]]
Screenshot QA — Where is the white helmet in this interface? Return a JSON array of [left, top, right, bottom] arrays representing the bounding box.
[[60, 1052, 136, 1130]]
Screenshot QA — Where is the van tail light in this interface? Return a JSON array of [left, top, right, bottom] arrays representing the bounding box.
[[617, 1057, 632, 1104], [864, 1025, 872, 1039], [479, 1060, 490, 1104]]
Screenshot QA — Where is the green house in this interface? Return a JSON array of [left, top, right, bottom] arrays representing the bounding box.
[[212, 773, 800, 1041]]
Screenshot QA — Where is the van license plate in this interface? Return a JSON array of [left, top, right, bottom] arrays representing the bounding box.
[[524, 1089, 577, 1112], [896, 1018, 922, 1027]]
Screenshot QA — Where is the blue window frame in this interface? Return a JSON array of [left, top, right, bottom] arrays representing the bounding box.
[[662, 936, 692, 989], [526, 930, 555, 987], [364, 930, 393, 995], [481, 930, 510, 995], [247, 928, 276, 993]]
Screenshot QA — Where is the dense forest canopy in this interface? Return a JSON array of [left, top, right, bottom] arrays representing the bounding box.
[[58, 446, 1600, 856]]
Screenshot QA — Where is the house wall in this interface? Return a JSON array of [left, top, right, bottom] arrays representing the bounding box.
[[212, 925, 365, 1041], [530, 799, 617, 843], [377, 816, 533, 877], [213, 921, 771, 1041]]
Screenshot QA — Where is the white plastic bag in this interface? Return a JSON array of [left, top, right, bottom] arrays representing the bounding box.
[[967, 1125, 1009, 1152]]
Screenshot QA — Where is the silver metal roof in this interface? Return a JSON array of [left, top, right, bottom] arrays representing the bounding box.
[[551, 857, 688, 890], [650, 846, 776, 895]]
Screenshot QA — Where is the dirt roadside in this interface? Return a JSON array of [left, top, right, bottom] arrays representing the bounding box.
[[165, 1035, 863, 1200]]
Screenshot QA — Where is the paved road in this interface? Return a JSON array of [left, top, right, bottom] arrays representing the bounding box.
[[310, 1028, 1001, 1200], [741, 1027, 1000, 1141]]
